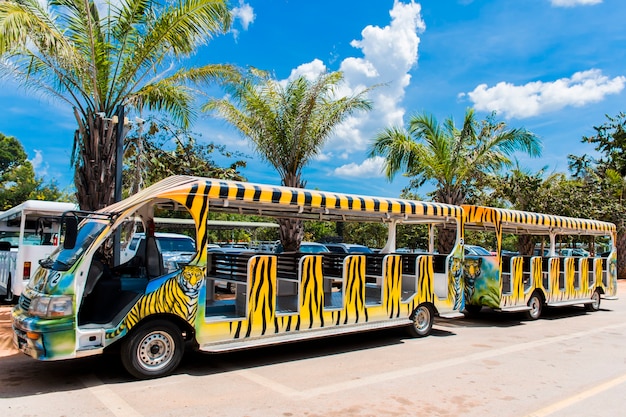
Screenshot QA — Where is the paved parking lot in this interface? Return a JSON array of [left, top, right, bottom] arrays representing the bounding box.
[[1, 281, 625, 416]]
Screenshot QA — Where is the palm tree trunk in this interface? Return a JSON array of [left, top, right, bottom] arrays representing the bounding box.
[[437, 227, 457, 254], [278, 172, 304, 251], [518, 235, 534, 256], [73, 110, 118, 211], [435, 186, 464, 254], [278, 218, 304, 252]]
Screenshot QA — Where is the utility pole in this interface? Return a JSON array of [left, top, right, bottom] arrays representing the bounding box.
[[114, 104, 125, 203]]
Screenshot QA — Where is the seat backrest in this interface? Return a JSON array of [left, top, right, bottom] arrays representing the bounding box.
[[145, 236, 164, 278], [84, 260, 104, 296]]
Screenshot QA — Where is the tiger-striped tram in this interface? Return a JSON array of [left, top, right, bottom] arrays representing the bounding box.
[[461, 205, 618, 320], [12, 176, 466, 379]]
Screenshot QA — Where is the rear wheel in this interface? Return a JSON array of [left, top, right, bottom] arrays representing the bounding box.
[[585, 289, 601, 312], [407, 304, 434, 337], [121, 320, 184, 379], [525, 292, 543, 320]]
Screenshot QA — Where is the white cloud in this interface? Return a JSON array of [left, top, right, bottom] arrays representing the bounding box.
[[284, 0, 425, 157], [30, 149, 48, 177], [333, 156, 386, 178], [462, 69, 626, 119], [232, 1, 255, 30], [550, 0, 602, 7], [286, 59, 328, 83]]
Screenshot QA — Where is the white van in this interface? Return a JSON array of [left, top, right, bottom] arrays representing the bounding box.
[[0, 200, 76, 301]]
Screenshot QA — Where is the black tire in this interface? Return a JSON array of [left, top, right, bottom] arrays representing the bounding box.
[[121, 320, 184, 379], [585, 289, 601, 312], [464, 304, 482, 315], [525, 292, 543, 320], [407, 304, 434, 338]]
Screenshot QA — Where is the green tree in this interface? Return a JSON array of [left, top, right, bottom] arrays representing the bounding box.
[[205, 70, 373, 251], [0, 133, 62, 209], [369, 109, 541, 252], [489, 166, 571, 255], [567, 113, 626, 277], [123, 118, 247, 195], [0, 0, 236, 210], [582, 112, 626, 175]]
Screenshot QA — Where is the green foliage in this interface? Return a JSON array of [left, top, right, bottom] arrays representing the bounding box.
[[0, 133, 62, 209], [205, 70, 373, 188], [582, 112, 626, 176], [123, 117, 247, 194], [0, 0, 237, 210], [206, 212, 279, 244], [205, 69, 374, 251], [343, 222, 388, 249], [303, 221, 336, 243], [369, 109, 542, 205]]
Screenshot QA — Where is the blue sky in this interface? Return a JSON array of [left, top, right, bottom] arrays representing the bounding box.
[[1, 0, 625, 199]]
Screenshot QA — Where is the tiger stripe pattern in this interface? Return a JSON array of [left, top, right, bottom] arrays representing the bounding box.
[[106, 265, 204, 339], [298, 255, 325, 329], [383, 255, 402, 319], [462, 205, 615, 234], [417, 255, 434, 305], [449, 256, 463, 311], [241, 256, 277, 338], [502, 257, 524, 307], [548, 257, 562, 302], [532, 257, 543, 291], [338, 255, 366, 325]]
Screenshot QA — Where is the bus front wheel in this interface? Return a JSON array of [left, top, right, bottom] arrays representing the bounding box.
[[407, 304, 434, 338], [121, 320, 184, 379]]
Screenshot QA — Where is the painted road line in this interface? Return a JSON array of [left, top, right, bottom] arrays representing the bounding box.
[[80, 374, 143, 417], [523, 372, 626, 417]]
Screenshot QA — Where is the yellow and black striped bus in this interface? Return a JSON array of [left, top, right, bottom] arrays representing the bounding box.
[[12, 176, 466, 379], [461, 205, 618, 319]]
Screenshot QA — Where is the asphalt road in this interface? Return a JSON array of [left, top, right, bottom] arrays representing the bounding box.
[[1, 282, 625, 417]]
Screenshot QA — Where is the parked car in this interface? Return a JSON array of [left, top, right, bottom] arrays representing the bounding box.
[[122, 232, 196, 272], [324, 243, 373, 254], [560, 248, 589, 257], [274, 241, 330, 254], [464, 245, 493, 256]]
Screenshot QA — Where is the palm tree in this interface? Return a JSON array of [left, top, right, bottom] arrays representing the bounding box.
[[369, 108, 541, 252], [204, 70, 373, 251], [0, 0, 236, 210]]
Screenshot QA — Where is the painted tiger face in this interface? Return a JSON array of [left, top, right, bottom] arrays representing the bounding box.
[[463, 257, 482, 300], [179, 265, 205, 294]]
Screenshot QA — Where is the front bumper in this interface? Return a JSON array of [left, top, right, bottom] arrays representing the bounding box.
[[12, 303, 76, 361]]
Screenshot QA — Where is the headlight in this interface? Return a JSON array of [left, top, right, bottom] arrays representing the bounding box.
[[29, 295, 74, 318]]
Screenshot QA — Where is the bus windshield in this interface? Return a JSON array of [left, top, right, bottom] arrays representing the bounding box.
[[39, 221, 108, 272]]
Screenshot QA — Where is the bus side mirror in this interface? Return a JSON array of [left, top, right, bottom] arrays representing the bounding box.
[[63, 216, 78, 249]]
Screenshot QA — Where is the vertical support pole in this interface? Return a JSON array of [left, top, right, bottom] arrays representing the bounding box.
[[113, 104, 125, 266], [114, 104, 125, 203]]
